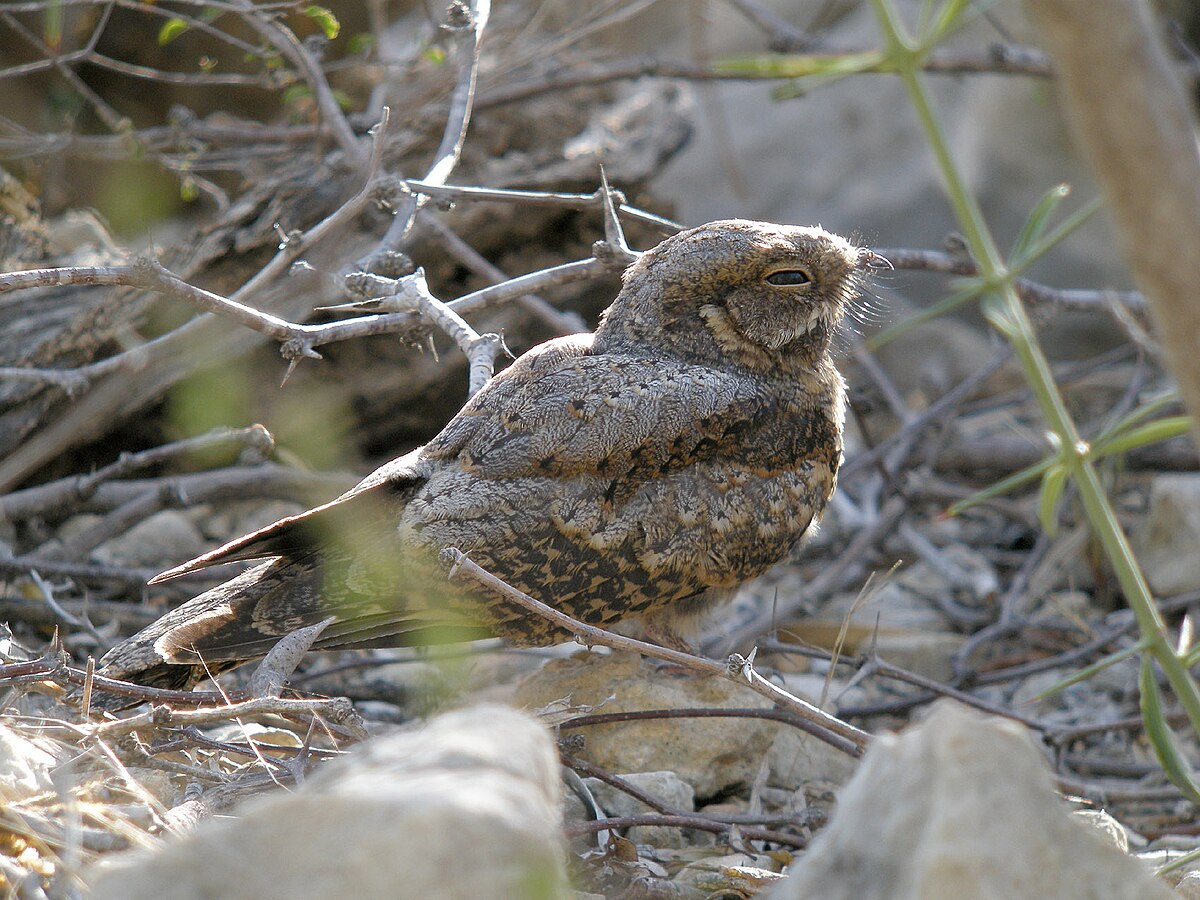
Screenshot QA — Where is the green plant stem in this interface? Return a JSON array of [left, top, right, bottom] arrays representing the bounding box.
[[869, 0, 1200, 734]]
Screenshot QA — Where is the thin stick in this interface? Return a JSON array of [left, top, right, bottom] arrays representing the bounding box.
[[440, 548, 869, 753]]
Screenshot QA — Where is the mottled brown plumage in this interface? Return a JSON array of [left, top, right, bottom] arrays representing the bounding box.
[[98, 220, 876, 692]]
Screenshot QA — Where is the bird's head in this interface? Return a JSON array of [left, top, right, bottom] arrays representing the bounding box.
[[597, 219, 881, 371]]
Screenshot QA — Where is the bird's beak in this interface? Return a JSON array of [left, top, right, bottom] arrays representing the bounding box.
[[856, 248, 892, 271]]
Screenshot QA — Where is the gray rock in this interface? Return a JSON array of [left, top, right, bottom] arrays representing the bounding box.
[[1073, 808, 1129, 853], [585, 770, 696, 848], [200, 500, 306, 543], [673, 853, 785, 894], [766, 701, 1172, 900], [767, 723, 860, 791], [868, 631, 965, 683], [1137, 474, 1200, 596], [516, 652, 792, 799], [91, 509, 208, 569], [89, 705, 567, 900], [1172, 869, 1200, 899]]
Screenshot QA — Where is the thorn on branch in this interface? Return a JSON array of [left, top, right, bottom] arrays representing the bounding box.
[[444, 0, 474, 30], [280, 340, 321, 385]]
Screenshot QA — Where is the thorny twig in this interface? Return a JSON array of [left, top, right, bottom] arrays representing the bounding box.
[[440, 547, 869, 754], [83, 696, 364, 741], [359, 0, 492, 270]]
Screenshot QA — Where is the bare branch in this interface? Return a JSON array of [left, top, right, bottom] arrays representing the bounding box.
[[440, 547, 869, 754], [476, 46, 1053, 109], [877, 247, 1147, 314], [358, 0, 491, 269], [400, 179, 681, 233]]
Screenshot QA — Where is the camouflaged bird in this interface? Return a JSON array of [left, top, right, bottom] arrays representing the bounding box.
[[97, 220, 878, 692]]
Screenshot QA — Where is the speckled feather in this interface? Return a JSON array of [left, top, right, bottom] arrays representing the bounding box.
[[98, 220, 874, 691]]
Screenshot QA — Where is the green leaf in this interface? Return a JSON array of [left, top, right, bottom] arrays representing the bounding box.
[[1158, 845, 1200, 877], [282, 84, 312, 106], [1011, 196, 1103, 275], [1093, 415, 1192, 458], [1094, 392, 1179, 442], [1140, 657, 1200, 805], [43, 0, 63, 51], [1009, 183, 1070, 267], [304, 5, 340, 40], [423, 45, 447, 65], [1038, 464, 1068, 534], [158, 17, 189, 45], [979, 291, 1019, 337], [945, 456, 1054, 516], [928, 0, 974, 43], [1034, 638, 1150, 699], [865, 278, 986, 350], [180, 177, 199, 203]]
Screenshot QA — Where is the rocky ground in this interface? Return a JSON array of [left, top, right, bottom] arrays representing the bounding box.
[[2, 0, 1200, 897]]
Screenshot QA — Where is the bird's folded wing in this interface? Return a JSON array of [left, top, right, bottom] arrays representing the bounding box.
[[147, 451, 430, 584]]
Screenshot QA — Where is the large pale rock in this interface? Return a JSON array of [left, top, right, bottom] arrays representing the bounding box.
[[768, 701, 1172, 900], [90, 705, 566, 900], [1137, 474, 1200, 596], [518, 652, 841, 799]]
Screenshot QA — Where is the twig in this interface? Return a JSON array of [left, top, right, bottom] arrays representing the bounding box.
[[230, 0, 363, 164], [876, 247, 1146, 314], [839, 347, 1013, 482], [359, 0, 491, 269], [561, 706, 860, 756], [0, 595, 158, 630], [562, 751, 822, 829], [1, 464, 353, 523], [84, 696, 363, 741], [420, 215, 587, 335], [440, 548, 869, 754], [399, 179, 680, 233], [0, 426, 274, 520], [0, 110, 394, 492], [0, 552, 166, 585], [564, 814, 809, 849], [0, 253, 611, 392], [476, 45, 1053, 109], [720, 0, 813, 51]]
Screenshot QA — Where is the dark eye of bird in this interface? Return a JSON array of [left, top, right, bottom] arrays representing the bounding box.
[[765, 269, 811, 286]]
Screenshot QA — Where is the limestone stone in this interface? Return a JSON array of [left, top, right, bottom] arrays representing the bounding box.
[[585, 770, 695, 848], [90, 705, 567, 900], [517, 652, 783, 799], [767, 701, 1173, 900]]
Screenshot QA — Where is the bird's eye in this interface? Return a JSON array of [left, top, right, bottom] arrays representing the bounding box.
[[765, 269, 811, 286]]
